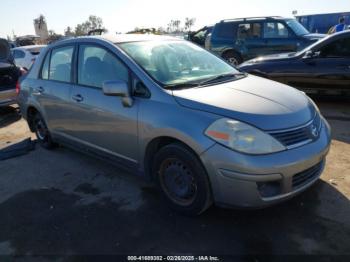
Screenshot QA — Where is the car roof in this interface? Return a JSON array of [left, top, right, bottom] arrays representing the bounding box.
[[51, 34, 180, 46], [220, 16, 292, 23]]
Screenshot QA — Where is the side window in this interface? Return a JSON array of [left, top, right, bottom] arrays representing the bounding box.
[[14, 50, 25, 59], [237, 23, 261, 39], [78, 45, 129, 88], [49, 46, 74, 83], [217, 22, 235, 38], [41, 52, 50, 80], [320, 38, 350, 57], [263, 22, 289, 38]]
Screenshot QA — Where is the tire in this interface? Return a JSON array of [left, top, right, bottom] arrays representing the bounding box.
[[223, 51, 242, 66], [33, 112, 56, 149], [152, 143, 212, 215]]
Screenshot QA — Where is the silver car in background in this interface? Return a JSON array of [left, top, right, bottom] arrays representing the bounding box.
[[11, 45, 46, 70], [17, 35, 331, 215]]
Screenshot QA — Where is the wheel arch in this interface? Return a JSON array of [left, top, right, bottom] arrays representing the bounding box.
[[143, 136, 207, 181]]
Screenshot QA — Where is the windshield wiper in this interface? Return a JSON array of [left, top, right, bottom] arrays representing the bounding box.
[[199, 72, 246, 86], [164, 82, 200, 90]]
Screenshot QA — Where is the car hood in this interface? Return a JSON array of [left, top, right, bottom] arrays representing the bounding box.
[[172, 75, 315, 131], [0, 38, 12, 63], [302, 33, 326, 40], [240, 52, 296, 65]]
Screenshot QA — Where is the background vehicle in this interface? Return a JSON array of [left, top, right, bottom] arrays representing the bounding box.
[[208, 16, 325, 65], [188, 26, 213, 47], [11, 45, 46, 70], [297, 12, 350, 33], [18, 35, 331, 215], [239, 31, 350, 96], [0, 38, 22, 107]]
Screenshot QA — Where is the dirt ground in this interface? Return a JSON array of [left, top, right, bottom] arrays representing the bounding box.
[[0, 97, 349, 260]]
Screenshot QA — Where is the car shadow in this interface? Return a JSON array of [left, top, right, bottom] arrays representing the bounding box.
[[0, 106, 21, 128], [0, 176, 349, 256]]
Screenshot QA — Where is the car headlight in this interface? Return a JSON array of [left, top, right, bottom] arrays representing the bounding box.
[[205, 118, 286, 154]]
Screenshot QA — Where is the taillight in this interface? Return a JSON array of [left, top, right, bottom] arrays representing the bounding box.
[[16, 81, 21, 95]]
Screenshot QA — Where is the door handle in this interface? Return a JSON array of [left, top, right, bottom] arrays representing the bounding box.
[[33, 86, 45, 94], [72, 94, 84, 102]]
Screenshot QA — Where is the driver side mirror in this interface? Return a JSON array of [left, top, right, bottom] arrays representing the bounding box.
[[102, 80, 133, 107]]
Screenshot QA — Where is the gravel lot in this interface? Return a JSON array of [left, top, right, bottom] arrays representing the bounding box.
[[0, 97, 349, 259]]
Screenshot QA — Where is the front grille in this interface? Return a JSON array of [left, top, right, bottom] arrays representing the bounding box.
[[292, 161, 324, 189], [269, 113, 322, 148]]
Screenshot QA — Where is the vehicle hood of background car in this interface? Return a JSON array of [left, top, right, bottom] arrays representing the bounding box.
[[0, 39, 13, 63], [172, 75, 315, 131], [240, 52, 296, 65], [302, 33, 326, 41]]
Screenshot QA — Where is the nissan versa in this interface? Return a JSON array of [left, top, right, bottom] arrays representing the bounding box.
[[17, 35, 331, 215]]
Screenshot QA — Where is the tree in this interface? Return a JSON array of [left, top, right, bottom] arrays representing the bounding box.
[[185, 17, 196, 32], [74, 15, 106, 36], [64, 26, 74, 37], [47, 30, 63, 43]]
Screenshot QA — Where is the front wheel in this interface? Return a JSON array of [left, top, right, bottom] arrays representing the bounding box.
[[152, 143, 212, 215]]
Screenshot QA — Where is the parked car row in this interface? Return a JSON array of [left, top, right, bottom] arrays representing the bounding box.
[[189, 16, 349, 96]]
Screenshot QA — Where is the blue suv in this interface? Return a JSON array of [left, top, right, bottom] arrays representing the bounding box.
[[206, 16, 325, 65]]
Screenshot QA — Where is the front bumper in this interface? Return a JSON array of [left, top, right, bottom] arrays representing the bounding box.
[[200, 118, 331, 208]]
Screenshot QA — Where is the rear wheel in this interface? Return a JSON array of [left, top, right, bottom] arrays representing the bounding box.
[[33, 113, 56, 149], [223, 50, 242, 66], [152, 143, 212, 215]]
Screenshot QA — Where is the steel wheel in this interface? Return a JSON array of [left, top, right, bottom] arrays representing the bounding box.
[[159, 158, 198, 206]]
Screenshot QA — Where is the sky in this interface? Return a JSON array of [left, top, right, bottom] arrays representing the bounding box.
[[0, 0, 349, 38]]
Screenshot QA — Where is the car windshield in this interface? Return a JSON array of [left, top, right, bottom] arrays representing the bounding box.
[[119, 40, 240, 87], [286, 19, 310, 36]]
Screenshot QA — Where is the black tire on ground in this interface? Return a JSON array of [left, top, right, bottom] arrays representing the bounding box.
[[223, 50, 243, 66], [152, 143, 213, 215], [33, 112, 56, 149]]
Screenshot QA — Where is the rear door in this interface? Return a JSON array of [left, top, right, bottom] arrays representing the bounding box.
[[36, 45, 75, 134], [262, 21, 298, 55], [65, 43, 139, 165], [235, 22, 265, 59]]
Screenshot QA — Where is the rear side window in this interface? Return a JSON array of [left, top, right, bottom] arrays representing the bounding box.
[[237, 23, 262, 39], [78, 45, 129, 88], [49, 46, 74, 83], [217, 22, 235, 38], [13, 50, 25, 59]]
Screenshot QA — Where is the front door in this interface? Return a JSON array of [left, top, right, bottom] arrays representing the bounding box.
[[284, 37, 350, 94], [262, 21, 297, 55], [66, 44, 139, 165]]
